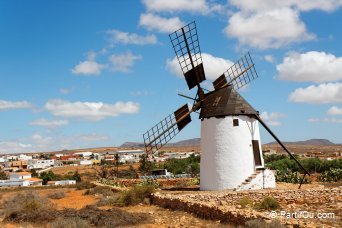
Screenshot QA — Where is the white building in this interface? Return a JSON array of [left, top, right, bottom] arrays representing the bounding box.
[[200, 86, 275, 191], [117, 150, 144, 163], [0, 172, 42, 187], [28, 159, 62, 169], [47, 180, 76, 186], [74, 151, 93, 158], [19, 154, 33, 160], [10, 172, 32, 180], [79, 160, 93, 165]]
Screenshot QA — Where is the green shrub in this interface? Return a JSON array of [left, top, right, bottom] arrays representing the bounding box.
[[116, 185, 155, 206], [138, 178, 160, 188], [51, 217, 91, 228], [319, 168, 342, 182], [255, 196, 280, 211], [75, 181, 96, 190], [275, 170, 310, 184], [96, 197, 118, 207], [0, 170, 8, 180], [239, 196, 253, 209], [84, 186, 114, 197], [244, 219, 284, 228], [48, 191, 66, 199]]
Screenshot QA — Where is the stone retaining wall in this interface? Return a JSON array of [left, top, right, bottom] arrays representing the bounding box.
[[152, 187, 341, 227]]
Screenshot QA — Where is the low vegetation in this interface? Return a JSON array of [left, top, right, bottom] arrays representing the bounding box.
[[254, 196, 280, 211], [75, 181, 96, 190], [48, 191, 66, 199], [239, 196, 254, 209], [39, 170, 82, 185], [84, 186, 115, 197], [243, 219, 284, 228], [158, 154, 200, 175], [265, 155, 342, 183], [50, 217, 90, 228], [116, 185, 155, 206], [0, 190, 149, 227], [2, 191, 56, 223], [0, 170, 8, 180], [319, 168, 342, 182], [275, 170, 310, 184]]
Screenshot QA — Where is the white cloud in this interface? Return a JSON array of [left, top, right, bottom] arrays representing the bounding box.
[[0, 141, 32, 154], [72, 60, 105, 75], [142, 0, 224, 14], [106, 29, 157, 46], [130, 90, 151, 96], [229, 0, 342, 13], [166, 53, 233, 80], [139, 13, 185, 33], [72, 50, 106, 75], [0, 100, 33, 110], [76, 133, 110, 142], [277, 51, 342, 83], [45, 99, 140, 120], [289, 83, 342, 104], [308, 117, 342, 123], [59, 88, 71, 95], [264, 55, 274, 63], [327, 106, 342, 115], [108, 51, 142, 73], [225, 8, 315, 49], [30, 118, 69, 128], [260, 111, 286, 126], [0, 133, 111, 154]]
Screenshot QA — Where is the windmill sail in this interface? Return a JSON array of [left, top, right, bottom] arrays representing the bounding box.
[[143, 104, 192, 153], [169, 21, 205, 89], [213, 52, 258, 90]]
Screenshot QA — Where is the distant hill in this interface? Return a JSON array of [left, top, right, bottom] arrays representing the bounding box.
[[120, 138, 337, 148], [265, 139, 335, 146], [120, 142, 145, 148], [120, 138, 201, 148]]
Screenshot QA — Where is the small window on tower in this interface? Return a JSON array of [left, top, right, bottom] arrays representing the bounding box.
[[233, 119, 239, 126]]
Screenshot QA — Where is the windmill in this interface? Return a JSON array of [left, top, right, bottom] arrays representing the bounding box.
[[143, 21, 310, 190]]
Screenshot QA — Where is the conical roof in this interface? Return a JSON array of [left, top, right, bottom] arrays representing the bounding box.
[[199, 85, 258, 119]]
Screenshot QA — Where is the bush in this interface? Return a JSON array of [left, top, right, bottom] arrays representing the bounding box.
[[84, 186, 114, 197], [96, 197, 118, 207], [0, 170, 8, 180], [75, 181, 96, 190], [255, 197, 280, 211], [51, 217, 90, 228], [239, 196, 253, 209], [138, 178, 160, 188], [116, 185, 155, 206], [48, 191, 66, 199], [244, 219, 284, 228], [275, 170, 310, 184], [2, 191, 56, 223], [319, 168, 342, 182]]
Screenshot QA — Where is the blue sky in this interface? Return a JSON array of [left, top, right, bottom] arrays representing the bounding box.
[[0, 0, 341, 153]]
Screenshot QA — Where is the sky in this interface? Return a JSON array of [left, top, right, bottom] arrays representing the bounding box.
[[0, 0, 341, 154]]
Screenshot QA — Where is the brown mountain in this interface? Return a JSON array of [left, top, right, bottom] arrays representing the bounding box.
[[121, 138, 337, 148], [265, 139, 335, 146]]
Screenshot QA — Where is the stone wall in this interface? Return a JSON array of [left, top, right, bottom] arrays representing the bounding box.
[[152, 187, 341, 227]]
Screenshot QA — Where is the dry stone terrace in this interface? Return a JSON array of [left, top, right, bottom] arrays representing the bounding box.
[[152, 186, 341, 227]]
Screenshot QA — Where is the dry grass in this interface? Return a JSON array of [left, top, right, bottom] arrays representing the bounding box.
[[1, 191, 56, 223]]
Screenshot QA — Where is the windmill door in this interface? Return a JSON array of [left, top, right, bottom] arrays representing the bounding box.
[[252, 140, 262, 166]]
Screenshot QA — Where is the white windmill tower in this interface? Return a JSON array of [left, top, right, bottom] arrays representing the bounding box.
[[143, 22, 310, 190]]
